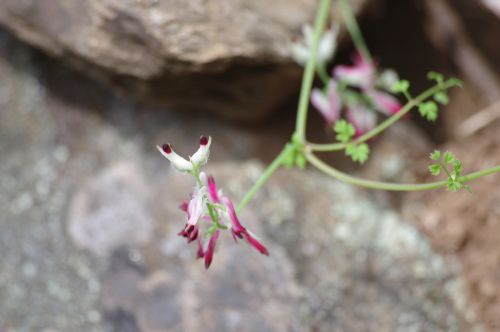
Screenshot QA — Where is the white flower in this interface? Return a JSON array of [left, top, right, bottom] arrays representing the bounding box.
[[290, 24, 339, 66], [157, 136, 211, 172]]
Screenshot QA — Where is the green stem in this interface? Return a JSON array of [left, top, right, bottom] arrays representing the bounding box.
[[295, 0, 332, 142], [236, 145, 294, 212], [318, 63, 331, 86], [339, 0, 372, 63], [308, 80, 457, 152], [306, 152, 500, 191]]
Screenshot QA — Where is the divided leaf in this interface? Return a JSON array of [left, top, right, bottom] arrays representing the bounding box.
[[346, 143, 369, 164], [334, 119, 355, 143]]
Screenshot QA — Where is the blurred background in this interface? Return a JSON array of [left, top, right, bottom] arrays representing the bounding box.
[[0, 0, 499, 331]]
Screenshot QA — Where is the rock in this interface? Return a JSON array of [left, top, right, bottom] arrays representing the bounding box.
[[0, 0, 371, 120], [0, 29, 484, 331], [404, 123, 500, 330]]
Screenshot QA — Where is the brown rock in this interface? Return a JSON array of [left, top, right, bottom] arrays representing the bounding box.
[[0, 0, 371, 120]]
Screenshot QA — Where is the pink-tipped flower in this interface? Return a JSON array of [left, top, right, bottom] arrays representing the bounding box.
[[330, 52, 402, 125], [160, 136, 269, 269], [204, 230, 220, 269], [222, 197, 269, 256], [311, 80, 341, 125], [366, 90, 402, 116], [157, 136, 211, 173], [334, 53, 375, 89]]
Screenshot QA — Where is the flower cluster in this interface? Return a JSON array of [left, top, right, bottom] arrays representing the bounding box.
[[289, 25, 402, 137], [311, 53, 402, 136], [157, 136, 269, 269]]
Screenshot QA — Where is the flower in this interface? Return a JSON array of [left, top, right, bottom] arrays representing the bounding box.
[[156, 136, 211, 173], [334, 53, 402, 116], [311, 80, 341, 126], [158, 136, 269, 269], [290, 24, 339, 67]]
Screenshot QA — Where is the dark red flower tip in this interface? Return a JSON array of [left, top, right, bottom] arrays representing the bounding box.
[[162, 144, 172, 154], [199, 136, 208, 146]]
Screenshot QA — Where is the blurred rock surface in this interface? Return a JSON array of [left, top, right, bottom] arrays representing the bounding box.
[[0, 0, 371, 120], [0, 31, 484, 331]]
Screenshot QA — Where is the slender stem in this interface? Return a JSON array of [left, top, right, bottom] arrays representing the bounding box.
[[339, 0, 372, 63], [318, 63, 330, 86], [308, 80, 457, 152], [236, 145, 294, 212], [295, 0, 332, 142], [306, 152, 500, 191]]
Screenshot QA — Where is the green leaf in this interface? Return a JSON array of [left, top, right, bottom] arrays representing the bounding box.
[[443, 151, 455, 164], [453, 159, 462, 176], [429, 164, 442, 176], [418, 101, 438, 121], [429, 150, 441, 161], [447, 77, 463, 88], [295, 153, 307, 169], [334, 119, 355, 143], [427, 71, 444, 84], [391, 80, 410, 94], [434, 92, 449, 105], [346, 143, 370, 164], [447, 180, 463, 192]]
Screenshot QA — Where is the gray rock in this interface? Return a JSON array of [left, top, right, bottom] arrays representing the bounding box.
[[0, 29, 484, 332], [0, 0, 371, 120]]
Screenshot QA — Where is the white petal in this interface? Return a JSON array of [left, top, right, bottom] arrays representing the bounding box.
[[156, 145, 193, 172], [318, 25, 339, 64], [190, 136, 211, 167], [187, 187, 207, 226], [290, 43, 310, 66]]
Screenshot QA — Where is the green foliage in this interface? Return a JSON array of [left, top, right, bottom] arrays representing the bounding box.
[[443, 151, 455, 164], [433, 92, 449, 105], [391, 80, 410, 94], [418, 101, 438, 121], [428, 164, 441, 176], [427, 71, 444, 84], [346, 143, 369, 164], [334, 119, 355, 143], [428, 149, 470, 192], [429, 150, 441, 161]]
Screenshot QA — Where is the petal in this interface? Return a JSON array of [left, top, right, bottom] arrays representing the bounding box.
[[302, 25, 313, 45], [334, 53, 375, 88], [367, 90, 402, 115], [346, 105, 377, 137], [221, 196, 245, 233], [289, 43, 309, 66], [204, 230, 220, 269], [187, 187, 207, 226], [206, 175, 221, 203], [156, 144, 193, 172], [311, 85, 341, 125], [196, 237, 205, 259], [377, 69, 399, 91], [190, 136, 211, 167], [317, 24, 339, 64], [243, 231, 269, 256]]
